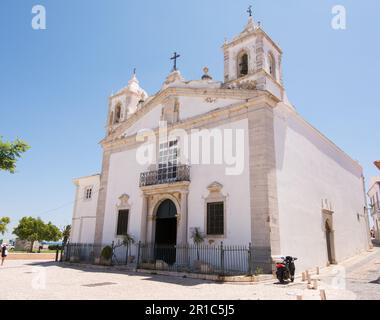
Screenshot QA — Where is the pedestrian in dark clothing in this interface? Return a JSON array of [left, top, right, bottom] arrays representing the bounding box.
[[1, 244, 8, 266]]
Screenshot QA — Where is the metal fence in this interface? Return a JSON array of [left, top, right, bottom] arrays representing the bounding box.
[[63, 243, 103, 264], [63, 242, 257, 276], [137, 242, 253, 276], [63, 242, 138, 266]]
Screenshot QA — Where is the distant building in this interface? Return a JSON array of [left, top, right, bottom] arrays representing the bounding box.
[[15, 239, 42, 251], [368, 177, 380, 242]]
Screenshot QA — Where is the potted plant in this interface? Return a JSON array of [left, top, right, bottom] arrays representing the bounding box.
[[191, 228, 205, 270], [122, 234, 136, 264], [100, 245, 113, 266]]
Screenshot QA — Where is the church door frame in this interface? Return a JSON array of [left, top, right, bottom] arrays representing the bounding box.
[[324, 219, 337, 265], [153, 199, 178, 265]]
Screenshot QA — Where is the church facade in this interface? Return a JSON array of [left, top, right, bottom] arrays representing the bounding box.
[[70, 16, 371, 272]]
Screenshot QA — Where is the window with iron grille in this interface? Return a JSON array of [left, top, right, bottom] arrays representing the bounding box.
[[207, 202, 224, 235], [84, 187, 92, 200], [158, 139, 178, 182], [116, 210, 129, 236]]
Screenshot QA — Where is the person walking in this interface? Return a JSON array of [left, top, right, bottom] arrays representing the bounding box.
[[1, 244, 8, 266]]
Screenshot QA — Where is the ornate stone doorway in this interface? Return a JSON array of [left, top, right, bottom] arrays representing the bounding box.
[[325, 221, 333, 264], [154, 199, 177, 264], [325, 219, 336, 265]]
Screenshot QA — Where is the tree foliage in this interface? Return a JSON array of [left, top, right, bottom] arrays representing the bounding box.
[[191, 227, 205, 244], [62, 225, 71, 245], [13, 217, 62, 252], [0, 136, 30, 173], [0, 217, 10, 235]]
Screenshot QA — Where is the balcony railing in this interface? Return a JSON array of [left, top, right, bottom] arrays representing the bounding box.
[[140, 165, 190, 187]]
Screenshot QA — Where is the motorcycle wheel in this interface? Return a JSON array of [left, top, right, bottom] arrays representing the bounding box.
[[277, 271, 285, 284]]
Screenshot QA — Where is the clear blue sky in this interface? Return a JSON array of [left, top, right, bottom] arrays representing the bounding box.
[[0, 0, 379, 239]]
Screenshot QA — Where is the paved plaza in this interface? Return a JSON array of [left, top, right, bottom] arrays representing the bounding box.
[[1, 246, 379, 300]]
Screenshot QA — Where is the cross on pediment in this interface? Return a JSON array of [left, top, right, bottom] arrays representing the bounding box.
[[170, 52, 180, 71]]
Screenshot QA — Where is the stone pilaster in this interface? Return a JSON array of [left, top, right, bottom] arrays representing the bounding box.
[[146, 213, 155, 244], [177, 191, 189, 245], [94, 150, 111, 244], [224, 49, 230, 82], [139, 194, 149, 243], [255, 35, 265, 70], [248, 104, 281, 273]]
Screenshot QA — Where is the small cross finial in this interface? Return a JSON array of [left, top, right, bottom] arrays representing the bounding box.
[[170, 52, 181, 71], [247, 5, 253, 17], [133, 68, 136, 75]]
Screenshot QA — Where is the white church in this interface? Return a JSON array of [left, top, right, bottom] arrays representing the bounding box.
[[70, 14, 371, 272]]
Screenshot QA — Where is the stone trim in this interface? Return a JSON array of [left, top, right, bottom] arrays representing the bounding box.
[[114, 194, 132, 239], [223, 28, 282, 54], [141, 183, 189, 245], [93, 150, 111, 244], [247, 104, 281, 273], [102, 92, 278, 152], [204, 182, 227, 239], [104, 86, 264, 142]]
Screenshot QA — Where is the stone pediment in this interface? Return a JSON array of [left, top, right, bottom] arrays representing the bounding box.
[[118, 194, 131, 208], [207, 182, 223, 193], [103, 86, 260, 144]]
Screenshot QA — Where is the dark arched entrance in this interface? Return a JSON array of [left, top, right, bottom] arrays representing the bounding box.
[[154, 199, 177, 264], [325, 220, 334, 264]]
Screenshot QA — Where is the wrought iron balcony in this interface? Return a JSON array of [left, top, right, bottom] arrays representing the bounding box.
[[140, 165, 190, 187]]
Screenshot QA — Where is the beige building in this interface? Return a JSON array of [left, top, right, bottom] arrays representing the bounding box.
[[368, 177, 380, 242], [70, 15, 371, 272]]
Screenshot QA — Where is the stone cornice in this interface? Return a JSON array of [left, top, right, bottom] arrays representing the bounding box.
[[141, 181, 190, 194], [102, 91, 279, 152], [103, 86, 265, 144], [224, 69, 284, 92], [222, 28, 282, 54]]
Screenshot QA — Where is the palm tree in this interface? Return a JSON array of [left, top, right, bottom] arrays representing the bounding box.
[[191, 228, 205, 261], [62, 225, 71, 246], [122, 234, 135, 264]]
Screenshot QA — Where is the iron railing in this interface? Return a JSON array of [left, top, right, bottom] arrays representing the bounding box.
[[139, 165, 190, 187], [63, 242, 139, 266], [63, 243, 104, 264], [63, 242, 258, 276], [137, 242, 252, 276]]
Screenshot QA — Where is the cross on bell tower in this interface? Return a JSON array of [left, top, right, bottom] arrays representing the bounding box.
[[170, 52, 180, 71], [247, 5, 253, 17]]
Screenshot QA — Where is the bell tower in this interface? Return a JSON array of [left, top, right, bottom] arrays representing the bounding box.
[[222, 11, 284, 100]]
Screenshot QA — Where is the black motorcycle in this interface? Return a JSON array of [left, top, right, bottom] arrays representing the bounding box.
[[276, 256, 297, 284]]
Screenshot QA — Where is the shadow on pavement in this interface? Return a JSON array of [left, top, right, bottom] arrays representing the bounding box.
[[24, 261, 222, 287]]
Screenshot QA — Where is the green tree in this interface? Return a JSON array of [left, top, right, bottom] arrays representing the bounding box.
[[0, 136, 30, 173], [0, 217, 10, 235], [43, 222, 62, 242], [13, 217, 62, 252]]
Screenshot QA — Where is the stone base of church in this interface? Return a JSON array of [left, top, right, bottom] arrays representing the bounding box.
[[135, 268, 274, 283]]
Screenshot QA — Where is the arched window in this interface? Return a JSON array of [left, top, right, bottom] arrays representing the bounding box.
[[237, 52, 249, 77], [268, 53, 276, 79], [114, 104, 122, 124]]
